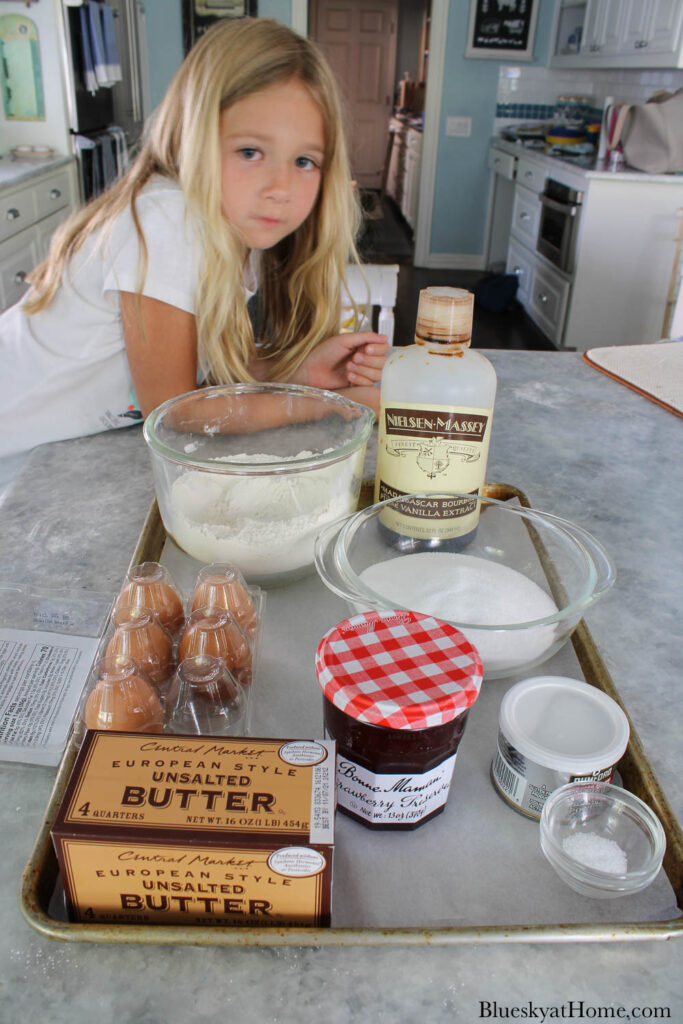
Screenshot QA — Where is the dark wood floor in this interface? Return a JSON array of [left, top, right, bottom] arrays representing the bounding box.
[[358, 193, 556, 351]]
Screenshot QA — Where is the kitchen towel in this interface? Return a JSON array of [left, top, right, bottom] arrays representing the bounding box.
[[584, 341, 683, 418], [85, 1, 121, 89]]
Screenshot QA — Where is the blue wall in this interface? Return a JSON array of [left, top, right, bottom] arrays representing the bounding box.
[[431, 0, 555, 257], [144, 1, 292, 110]]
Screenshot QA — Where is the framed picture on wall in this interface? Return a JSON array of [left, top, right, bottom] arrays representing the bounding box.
[[465, 0, 538, 61], [182, 0, 257, 54]]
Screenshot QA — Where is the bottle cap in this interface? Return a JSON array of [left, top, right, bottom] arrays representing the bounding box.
[[415, 287, 473, 346], [315, 610, 482, 730]]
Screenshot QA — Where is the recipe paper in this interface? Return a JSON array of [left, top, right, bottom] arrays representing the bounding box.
[[0, 627, 99, 766]]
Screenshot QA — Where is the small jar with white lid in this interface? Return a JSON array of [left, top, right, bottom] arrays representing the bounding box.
[[316, 609, 483, 830], [491, 675, 630, 820]]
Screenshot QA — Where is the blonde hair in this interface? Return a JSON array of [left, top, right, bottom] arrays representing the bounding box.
[[25, 18, 362, 384]]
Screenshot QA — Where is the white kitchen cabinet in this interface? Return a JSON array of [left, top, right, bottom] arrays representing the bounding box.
[[0, 229, 39, 312], [505, 157, 572, 347], [528, 260, 571, 344], [506, 236, 534, 307], [401, 128, 423, 230], [0, 161, 77, 312], [493, 139, 683, 350], [551, 0, 683, 68], [511, 185, 541, 250], [485, 147, 517, 268]]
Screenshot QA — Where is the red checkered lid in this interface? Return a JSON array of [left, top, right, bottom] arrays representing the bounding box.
[[315, 610, 483, 730]]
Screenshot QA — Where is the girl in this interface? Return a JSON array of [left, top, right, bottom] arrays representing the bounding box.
[[0, 17, 388, 483]]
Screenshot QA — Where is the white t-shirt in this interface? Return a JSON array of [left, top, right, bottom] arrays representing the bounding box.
[[0, 177, 256, 467]]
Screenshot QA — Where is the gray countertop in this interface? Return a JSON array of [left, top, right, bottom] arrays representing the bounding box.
[[0, 154, 75, 191], [1, 351, 681, 1023], [491, 135, 683, 185]]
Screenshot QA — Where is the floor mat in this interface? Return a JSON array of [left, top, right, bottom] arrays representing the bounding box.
[[583, 341, 683, 417]]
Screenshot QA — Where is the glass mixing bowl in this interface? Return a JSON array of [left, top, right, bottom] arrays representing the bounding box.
[[314, 492, 615, 679], [540, 782, 666, 899], [144, 384, 375, 586]]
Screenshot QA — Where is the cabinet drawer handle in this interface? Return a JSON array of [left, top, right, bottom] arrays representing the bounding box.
[[538, 292, 548, 304], [6, 208, 21, 221], [524, 170, 533, 180], [513, 266, 523, 276], [49, 188, 62, 200], [14, 271, 28, 285], [519, 211, 531, 221]]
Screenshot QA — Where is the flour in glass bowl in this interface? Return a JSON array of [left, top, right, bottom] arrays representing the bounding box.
[[168, 450, 362, 579], [358, 552, 560, 675]]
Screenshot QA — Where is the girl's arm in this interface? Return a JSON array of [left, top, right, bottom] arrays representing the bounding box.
[[287, 331, 389, 403], [120, 292, 198, 416]]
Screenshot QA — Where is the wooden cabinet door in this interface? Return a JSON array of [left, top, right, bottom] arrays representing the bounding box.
[[311, 0, 397, 188]]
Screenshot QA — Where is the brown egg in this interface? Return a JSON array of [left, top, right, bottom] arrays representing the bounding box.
[[178, 607, 252, 686], [84, 656, 163, 732], [115, 562, 185, 636], [190, 564, 257, 634], [106, 607, 174, 687]]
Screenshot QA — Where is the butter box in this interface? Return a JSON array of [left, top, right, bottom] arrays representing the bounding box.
[[51, 731, 335, 927]]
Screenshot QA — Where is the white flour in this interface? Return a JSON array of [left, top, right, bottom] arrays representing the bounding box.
[[358, 552, 559, 675], [168, 451, 362, 578]]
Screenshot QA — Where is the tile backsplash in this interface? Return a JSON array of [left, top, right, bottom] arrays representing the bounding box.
[[493, 64, 683, 131]]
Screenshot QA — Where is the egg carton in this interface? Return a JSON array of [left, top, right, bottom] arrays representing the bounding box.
[[74, 562, 265, 743]]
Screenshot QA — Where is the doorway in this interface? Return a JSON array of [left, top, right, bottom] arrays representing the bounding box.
[[309, 0, 397, 191], [293, 0, 447, 268]]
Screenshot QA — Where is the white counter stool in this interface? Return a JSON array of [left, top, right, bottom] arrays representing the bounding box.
[[341, 262, 399, 347]]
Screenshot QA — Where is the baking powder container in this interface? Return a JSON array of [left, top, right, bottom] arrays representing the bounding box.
[[315, 610, 483, 830], [491, 675, 630, 820]]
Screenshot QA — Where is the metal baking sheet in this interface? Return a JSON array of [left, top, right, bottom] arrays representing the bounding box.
[[19, 484, 683, 945]]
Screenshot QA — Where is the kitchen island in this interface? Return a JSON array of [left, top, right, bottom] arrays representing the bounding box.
[[1, 351, 681, 1022]]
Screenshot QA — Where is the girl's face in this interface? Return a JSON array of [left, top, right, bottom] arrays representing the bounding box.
[[219, 78, 326, 250]]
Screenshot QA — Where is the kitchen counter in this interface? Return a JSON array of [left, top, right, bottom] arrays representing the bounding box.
[[491, 135, 683, 184], [0, 154, 75, 191], [1, 352, 681, 1023]]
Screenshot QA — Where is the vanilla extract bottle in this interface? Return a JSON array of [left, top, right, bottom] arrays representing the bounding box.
[[374, 286, 496, 549]]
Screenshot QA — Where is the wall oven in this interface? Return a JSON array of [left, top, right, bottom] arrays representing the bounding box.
[[537, 179, 583, 274]]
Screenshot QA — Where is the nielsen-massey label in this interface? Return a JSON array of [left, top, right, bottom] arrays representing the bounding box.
[[374, 401, 493, 539]]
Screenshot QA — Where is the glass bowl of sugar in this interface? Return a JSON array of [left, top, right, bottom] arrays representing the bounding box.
[[314, 492, 615, 679], [540, 782, 666, 899], [144, 384, 375, 586]]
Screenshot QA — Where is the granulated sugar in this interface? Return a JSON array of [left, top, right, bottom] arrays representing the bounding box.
[[562, 832, 628, 874], [168, 451, 361, 577], [358, 552, 558, 675]]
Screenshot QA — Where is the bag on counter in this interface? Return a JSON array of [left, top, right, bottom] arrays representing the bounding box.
[[610, 89, 683, 174], [474, 272, 518, 313]]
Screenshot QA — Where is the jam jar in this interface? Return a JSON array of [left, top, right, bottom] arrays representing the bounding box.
[[315, 610, 483, 830]]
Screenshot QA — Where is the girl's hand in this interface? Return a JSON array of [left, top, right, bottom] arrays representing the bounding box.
[[293, 332, 389, 391]]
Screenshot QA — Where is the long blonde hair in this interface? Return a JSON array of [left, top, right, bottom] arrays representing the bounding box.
[[25, 18, 362, 383]]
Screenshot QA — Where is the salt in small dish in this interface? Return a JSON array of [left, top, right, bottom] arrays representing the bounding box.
[[540, 781, 666, 899]]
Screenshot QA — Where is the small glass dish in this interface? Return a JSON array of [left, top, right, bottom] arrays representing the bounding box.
[[540, 782, 666, 899]]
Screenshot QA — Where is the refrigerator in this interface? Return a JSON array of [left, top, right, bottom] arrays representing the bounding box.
[[59, 0, 151, 201]]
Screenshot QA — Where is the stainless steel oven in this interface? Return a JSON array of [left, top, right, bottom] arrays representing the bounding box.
[[537, 179, 583, 273]]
